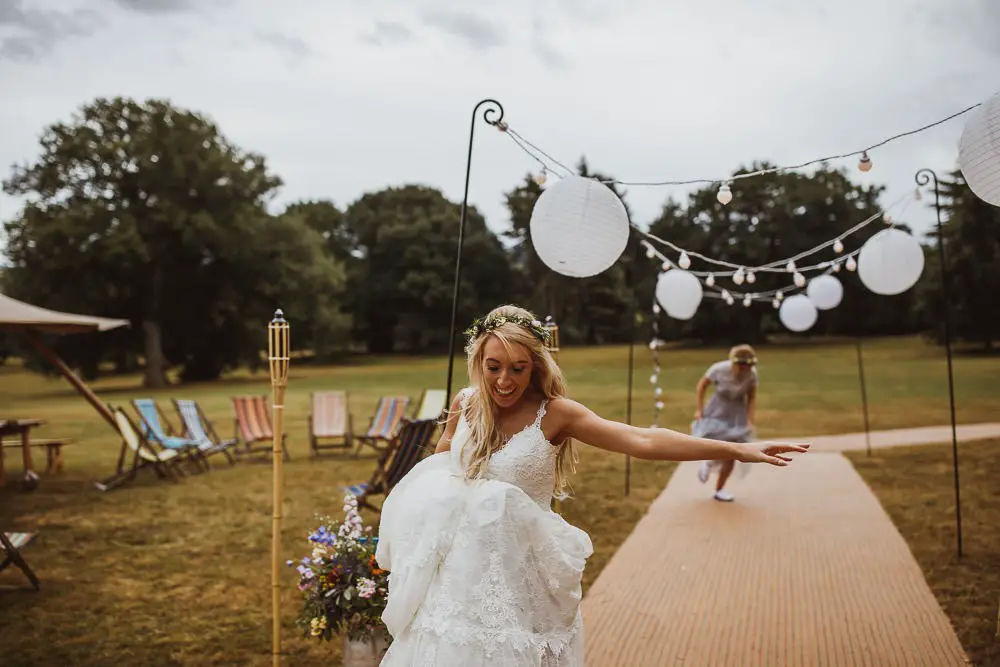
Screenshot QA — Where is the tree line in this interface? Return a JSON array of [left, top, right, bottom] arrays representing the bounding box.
[[2, 97, 997, 387]]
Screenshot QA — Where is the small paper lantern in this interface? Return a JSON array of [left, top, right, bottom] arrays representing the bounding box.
[[806, 274, 843, 310], [779, 294, 818, 332], [858, 228, 925, 295], [959, 91, 1000, 207], [529, 175, 630, 278], [655, 269, 703, 320]]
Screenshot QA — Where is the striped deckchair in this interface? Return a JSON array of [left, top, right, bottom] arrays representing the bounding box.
[[354, 396, 410, 456], [95, 408, 184, 492], [346, 418, 437, 512], [1, 531, 40, 590], [132, 399, 205, 471], [232, 395, 289, 461], [173, 399, 238, 466], [414, 389, 448, 421], [309, 391, 353, 458]]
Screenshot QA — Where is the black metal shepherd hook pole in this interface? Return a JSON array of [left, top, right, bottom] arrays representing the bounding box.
[[445, 98, 504, 401], [915, 166, 962, 560]]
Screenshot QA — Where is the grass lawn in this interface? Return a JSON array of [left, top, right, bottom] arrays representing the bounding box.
[[0, 335, 998, 665], [847, 441, 1000, 667]]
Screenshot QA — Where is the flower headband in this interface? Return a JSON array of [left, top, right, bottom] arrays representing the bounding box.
[[464, 314, 551, 344], [730, 353, 757, 366]]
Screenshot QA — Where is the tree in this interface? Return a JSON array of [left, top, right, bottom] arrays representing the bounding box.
[[917, 170, 1000, 349], [2, 97, 347, 385], [343, 185, 513, 353]]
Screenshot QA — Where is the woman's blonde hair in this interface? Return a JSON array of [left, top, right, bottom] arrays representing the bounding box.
[[459, 304, 577, 499]]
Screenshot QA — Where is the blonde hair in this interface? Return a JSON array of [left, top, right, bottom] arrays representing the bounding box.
[[459, 304, 577, 499]]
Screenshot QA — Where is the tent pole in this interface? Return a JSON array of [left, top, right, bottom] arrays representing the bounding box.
[[22, 329, 117, 428]]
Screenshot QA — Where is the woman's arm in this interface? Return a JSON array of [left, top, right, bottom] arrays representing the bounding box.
[[433, 393, 465, 454], [746, 385, 757, 429], [552, 398, 807, 465], [695, 376, 710, 419]]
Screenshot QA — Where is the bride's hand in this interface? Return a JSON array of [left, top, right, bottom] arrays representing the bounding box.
[[737, 442, 810, 466]]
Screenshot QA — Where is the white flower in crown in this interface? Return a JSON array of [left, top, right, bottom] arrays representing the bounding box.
[[531, 320, 541, 327]]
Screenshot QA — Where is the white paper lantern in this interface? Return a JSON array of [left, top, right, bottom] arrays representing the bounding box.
[[959, 91, 1000, 207], [806, 274, 843, 310], [655, 269, 703, 320], [858, 228, 925, 295], [529, 175, 630, 278], [779, 294, 817, 332]]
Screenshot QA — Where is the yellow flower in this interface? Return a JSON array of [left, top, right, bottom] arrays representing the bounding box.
[[310, 616, 327, 636]]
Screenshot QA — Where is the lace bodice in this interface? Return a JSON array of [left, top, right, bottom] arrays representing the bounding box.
[[451, 389, 557, 508]]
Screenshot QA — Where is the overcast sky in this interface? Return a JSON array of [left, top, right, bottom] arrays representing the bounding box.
[[1, 0, 998, 244]]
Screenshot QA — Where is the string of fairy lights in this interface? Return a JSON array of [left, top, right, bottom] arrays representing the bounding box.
[[492, 96, 993, 428]]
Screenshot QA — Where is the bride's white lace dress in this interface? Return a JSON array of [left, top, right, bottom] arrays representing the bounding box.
[[375, 388, 594, 666]]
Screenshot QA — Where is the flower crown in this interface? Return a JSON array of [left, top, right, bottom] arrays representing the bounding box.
[[730, 353, 758, 366], [464, 314, 551, 344]]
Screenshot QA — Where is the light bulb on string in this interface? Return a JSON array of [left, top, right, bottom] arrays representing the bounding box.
[[654, 387, 663, 397], [743, 294, 752, 307], [833, 238, 844, 253], [678, 252, 691, 269], [662, 261, 671, 271], [776, 291, 785, 301], [793, 272, 806, 288], [705, 274, 715, 287], [652, 303, 661, 315], [733, 268, 745, 285], [645, 244, 656, 259], [746, 271, 756, 284], [832, 261, 842, 273], [858, 151, 872, 172], [650, 374, 658, 385], [846, 256, 857, 272], [717, 182, 733, 205], [721, 289, 731, 301], [655, 401, 665, 411], [772, 298, 780, 309], [534, 169, 548, 187], [883, 214, 893, 225], [786, 260, 796, 272]]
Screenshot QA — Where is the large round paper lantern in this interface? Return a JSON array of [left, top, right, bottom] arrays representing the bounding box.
[[857, 228, 925, 295], [779, 294, 818, 332], [958, 91, 1000, 207], [655, 269, 703, 320], [529, 176, 630, 278], [806, 274, 843, 310]]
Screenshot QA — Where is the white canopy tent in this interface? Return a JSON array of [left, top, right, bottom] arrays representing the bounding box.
[[0, 292, 129, 427]]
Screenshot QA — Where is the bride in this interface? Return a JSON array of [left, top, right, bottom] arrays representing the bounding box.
[[375, 305, 808, 666]]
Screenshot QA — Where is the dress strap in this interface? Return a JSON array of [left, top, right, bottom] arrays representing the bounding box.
[[532, 399, 549, 428]]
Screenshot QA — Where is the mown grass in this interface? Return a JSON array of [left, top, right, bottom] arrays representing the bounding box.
[[0, 335, 998, 665]]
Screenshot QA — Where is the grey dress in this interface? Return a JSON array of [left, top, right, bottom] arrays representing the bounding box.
[[692, 360, 758, 443]]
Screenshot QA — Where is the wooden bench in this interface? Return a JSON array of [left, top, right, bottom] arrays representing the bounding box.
[[0, 438, 73, 483]]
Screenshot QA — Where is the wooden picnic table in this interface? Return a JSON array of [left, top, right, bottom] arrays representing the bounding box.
[[0, 419, 44, 490]]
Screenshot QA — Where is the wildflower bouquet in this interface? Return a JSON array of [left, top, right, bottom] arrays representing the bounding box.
[[290, 492, 390, 643]]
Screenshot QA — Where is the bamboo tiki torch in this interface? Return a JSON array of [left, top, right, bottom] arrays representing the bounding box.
[[268, 309, 290, 667], [543, 316, 562, 514]]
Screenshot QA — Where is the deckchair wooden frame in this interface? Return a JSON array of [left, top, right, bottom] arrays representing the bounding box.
[[308, 390, 353, 458], [347, 417, 437, 513], [0, 531, 40, 591], [131, 398, 207, 472]]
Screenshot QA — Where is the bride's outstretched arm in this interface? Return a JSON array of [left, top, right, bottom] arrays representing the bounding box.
[[551, 398, 808, 465], [433, 393, 465, 454]]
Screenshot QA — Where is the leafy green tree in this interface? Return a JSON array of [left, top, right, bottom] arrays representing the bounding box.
[[917, 170, 1000, 349], [2, 97, 347, 385], [343, 185, 513, 353]]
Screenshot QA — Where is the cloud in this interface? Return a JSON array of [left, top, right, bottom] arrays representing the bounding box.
[[363, 20, 414, 46], [422, 11, 504, 49], [256, 30, 312, 58], [109, 0, 193, 13], [530, 17, 568, 70], [0, 2, 99, 62]]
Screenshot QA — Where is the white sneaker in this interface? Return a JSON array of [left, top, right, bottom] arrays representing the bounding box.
[[713, 490, 734, 502], [697, 461, 710, 484]]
